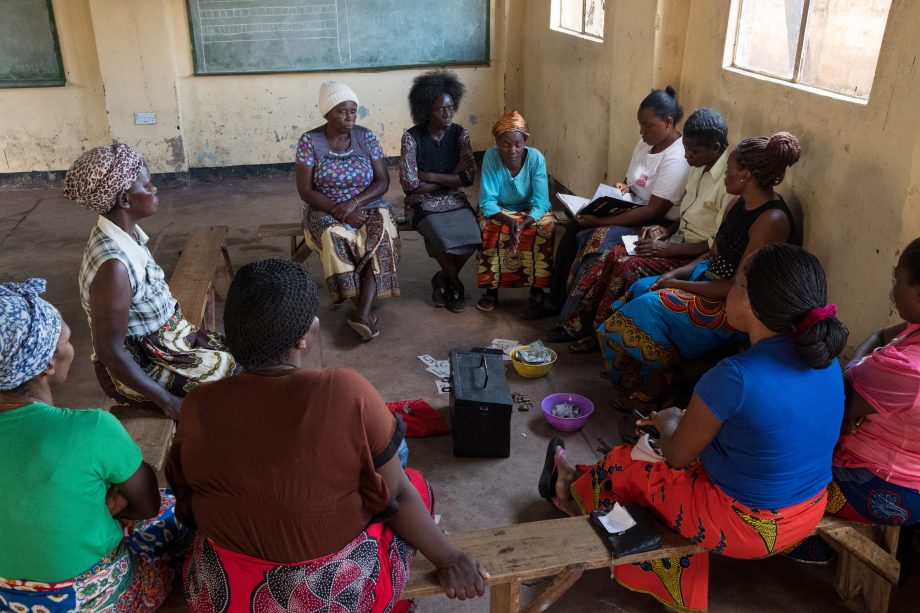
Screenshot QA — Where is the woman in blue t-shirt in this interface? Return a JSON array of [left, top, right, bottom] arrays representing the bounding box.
[[539, 243, 847, 611]]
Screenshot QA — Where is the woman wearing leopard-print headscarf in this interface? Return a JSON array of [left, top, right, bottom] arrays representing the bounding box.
[[64, 144, 236, 419]]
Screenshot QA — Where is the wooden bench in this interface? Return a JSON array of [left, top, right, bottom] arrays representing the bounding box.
[[401, 515, 900, 613], [256, 223, 312, 263], [113, 226, 232, 473]]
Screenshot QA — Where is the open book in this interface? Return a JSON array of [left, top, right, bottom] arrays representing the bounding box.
[[557, 183, 645, 217]]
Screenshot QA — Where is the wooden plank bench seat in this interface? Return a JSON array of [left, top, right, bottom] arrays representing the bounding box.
[[113, 226, 232, 473], [401, 515, 901, 613], [256, 223, 312, 263]]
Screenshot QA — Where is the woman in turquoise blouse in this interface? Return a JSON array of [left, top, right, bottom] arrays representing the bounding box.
[[476, 110, 555, 314]]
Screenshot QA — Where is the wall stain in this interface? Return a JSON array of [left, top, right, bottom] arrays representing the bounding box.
[[358, 105, 370, 119], [165, 136, 185, 169], [468, 114, 479, 125]]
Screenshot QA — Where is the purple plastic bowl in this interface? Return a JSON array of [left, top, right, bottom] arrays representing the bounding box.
[[541, 393, 595, 432]]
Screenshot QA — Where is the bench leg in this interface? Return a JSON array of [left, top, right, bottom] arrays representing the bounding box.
[[520, 564, 586, 613], [833, 525, 900, 613], [221, 246, 234, 277], [292, 240, 312, 263], [489, 580, 521, 613]]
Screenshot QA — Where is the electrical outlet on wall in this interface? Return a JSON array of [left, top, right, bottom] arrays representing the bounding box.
[[134, 112, 156, 125]]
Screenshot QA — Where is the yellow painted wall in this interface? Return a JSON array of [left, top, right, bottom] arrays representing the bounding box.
[[678, 0, 920, 344], [0, 0, 109, 173], [0, 0, 510, 174]]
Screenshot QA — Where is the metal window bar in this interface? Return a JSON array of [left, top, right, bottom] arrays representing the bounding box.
[[732, 0, 813, 86], [791, 0, 813, 82]]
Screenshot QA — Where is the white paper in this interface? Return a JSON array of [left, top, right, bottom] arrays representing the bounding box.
[[426, 365, 449, 378], [630, 433, 665, 463], [489, 338, 522, 357], [599, 502, 637, 534], [592, 183, 634, 204], [417, 354, 437, 367], [557, 193, 590, 216], [622, 234, 639, 256], [436, 380, 451, 395]]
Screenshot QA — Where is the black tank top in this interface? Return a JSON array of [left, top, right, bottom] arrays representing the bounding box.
[[709, 196, 792, 279]]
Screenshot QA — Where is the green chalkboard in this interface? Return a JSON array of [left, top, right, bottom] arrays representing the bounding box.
[[0, 0, 65, 88], [186, 0, 489, 75]]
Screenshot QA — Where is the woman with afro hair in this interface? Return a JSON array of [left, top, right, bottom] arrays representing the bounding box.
[[400, 70, 481, 312]]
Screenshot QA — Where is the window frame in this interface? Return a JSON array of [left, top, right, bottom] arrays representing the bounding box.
[[550, 0, 605, 43], [726, 0, 888, 102]]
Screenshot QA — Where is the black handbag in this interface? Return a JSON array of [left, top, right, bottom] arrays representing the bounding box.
[[448, 349, 512, 458], [589, 503, 663, 558]]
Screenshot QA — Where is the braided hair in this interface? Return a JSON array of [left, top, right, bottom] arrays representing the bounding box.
[[224, 259, 319, 370], [901, 237, 920, 285], [408, 70, 466, 126], [735, 132, 801, 191], [745, 243, 848, 369], [639, 85, 684, 124], [683, 108, 728, 150]]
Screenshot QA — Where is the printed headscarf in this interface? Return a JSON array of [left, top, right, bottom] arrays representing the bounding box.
[[63, 143, 145, 214], [0, 279, 62, 391], [491, 110, 530, 139]]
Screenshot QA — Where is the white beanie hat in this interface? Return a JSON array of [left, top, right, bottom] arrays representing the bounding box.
[[318, 81, 359, 118]]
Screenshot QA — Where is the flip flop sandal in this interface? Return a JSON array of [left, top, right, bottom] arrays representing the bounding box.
[[476, 294, 498, 312], [347, 318, 379, 341], [538, 436, 566, 499], [568, 336, 599, 354]]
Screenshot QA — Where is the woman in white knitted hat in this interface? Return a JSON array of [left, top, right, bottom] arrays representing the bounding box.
[[295, 81, 399, 341]]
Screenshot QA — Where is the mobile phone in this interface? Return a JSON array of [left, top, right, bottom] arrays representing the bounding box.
[[631, 410, 661, 439]]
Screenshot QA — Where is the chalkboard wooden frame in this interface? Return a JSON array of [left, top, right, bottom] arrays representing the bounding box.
[[184, 0, 490, 76], [0, 0, 66, 88]]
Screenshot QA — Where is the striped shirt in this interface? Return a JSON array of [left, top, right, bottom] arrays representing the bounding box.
[[79, 217, 176, 338]]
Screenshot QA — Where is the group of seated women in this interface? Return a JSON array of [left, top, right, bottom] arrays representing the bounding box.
[[296, 72, 556, 339], [1, 69, 919, 613]]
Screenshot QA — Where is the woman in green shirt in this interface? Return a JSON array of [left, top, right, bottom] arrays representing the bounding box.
[[0, 279, 184, 612]]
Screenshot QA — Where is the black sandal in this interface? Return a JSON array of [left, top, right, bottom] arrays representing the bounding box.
[[538, 436, 566, 499]]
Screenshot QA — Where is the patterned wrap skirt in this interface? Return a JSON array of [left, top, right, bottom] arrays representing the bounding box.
[[571, 445, 827, 612], [826, 466, 920, 525], [183, 468, 432, 613], [304, 207, 401, 304], [0, 490, 186, 613], [476, 210, 555, 289], [95, 309, 237, 407], [561, 243, 689, 337], [599, 260, 745, 390]]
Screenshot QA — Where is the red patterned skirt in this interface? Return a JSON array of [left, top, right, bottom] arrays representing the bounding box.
[[571, 445, 827, 612], [476, 210, 555, 289], [183, 469, 432, 613]]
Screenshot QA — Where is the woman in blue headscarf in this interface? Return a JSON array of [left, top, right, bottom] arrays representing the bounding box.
[[0, 279, 185, 612]]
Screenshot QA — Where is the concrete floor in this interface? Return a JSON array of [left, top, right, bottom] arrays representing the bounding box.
[[0, 169, 915, 612]]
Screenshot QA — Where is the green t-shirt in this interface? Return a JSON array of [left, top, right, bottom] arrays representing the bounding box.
[[0, 402, 142, 582]]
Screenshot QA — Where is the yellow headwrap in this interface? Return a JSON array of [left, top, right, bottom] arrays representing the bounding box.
[[491, 110, 529, 139]]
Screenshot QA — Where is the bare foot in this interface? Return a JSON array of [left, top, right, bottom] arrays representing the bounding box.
[[552, 448, 583, 516]]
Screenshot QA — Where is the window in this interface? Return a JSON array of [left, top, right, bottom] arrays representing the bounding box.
[[728, 0, 893, 100], [551, 0, 605, 41]]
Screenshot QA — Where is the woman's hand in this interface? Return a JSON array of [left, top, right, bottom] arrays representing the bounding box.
[[106, 486, 128, 516], [436, 549, 490, 600], [639, 407, 685, 442], [635, 238, 673, 258], [159, 393, 183, 420], [615, 182, 630, 194], [333, 198, 359, 222], [650, 269, 681, 291], [344, 210, 368, 228], [510, 215, 535, 250], [575, 213, 604, 228]]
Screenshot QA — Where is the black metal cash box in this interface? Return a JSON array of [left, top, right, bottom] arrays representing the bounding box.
[[449, 349, 513, 458]]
